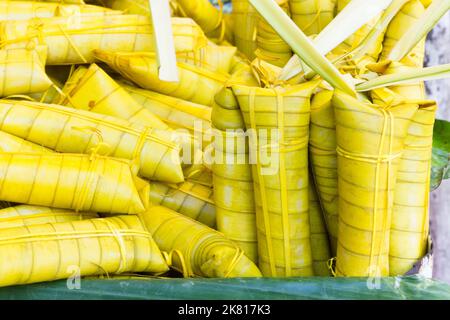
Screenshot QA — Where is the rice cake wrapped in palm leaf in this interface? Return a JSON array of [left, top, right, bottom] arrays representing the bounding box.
[[149, 181, 216, 228], [0, 15, 207, 65], [0, 100, 184, 183], [333, 90, 419, 277], [140, 206, 262, 278], [232, 81, 319, 277], [0, 215, 168, 287], [94, 50, 228, 106], [0, 205, 98, 229]]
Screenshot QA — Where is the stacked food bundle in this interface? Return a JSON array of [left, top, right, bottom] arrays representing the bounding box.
[[0, 0, 448, 287]]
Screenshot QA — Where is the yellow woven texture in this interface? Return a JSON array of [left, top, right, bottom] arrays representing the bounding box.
[[0, 15, 207, 65], [177, 42, 237, 74], [212, 86, 258, 263], [331, 0, 384, 74], [333, 90, 419, 277], [103, 0, 149, 15], [378, 3, 431, 273], [392, 104, 435, 275], [185, 167, 213, 187], [29, 75, 63, 104], [232, 0, 259, 60], [0, 205, 98, 229], [289, 0, 337, 36], [102, 0, 149, 15], [122, 82, 212, 136], [103, 0, 180, 16], [94, 50, 228, 107], [0, 152, 149, 214], [233, 82, 319, 277], [374, 69, 434, 276], [380, 0, 426, 65], [255, 0, 292, 67], [309, 181, 331, 276], [53, 65, 201, 168], [176, 0, 225, 39], [0, 215, 168, 287], [149, 181, 216, 228], [0, 47, 52, 98], [309, 90, 338, 255], [140, 206, 262, 278], [230, 54, 252, 74], [0, 1, 120, 21], [56, 64, 168, 130], [211, 90, 247, 130], [0, 130, 52, 154], [0, 99, 183, 183], [384, 63, 427, 99]]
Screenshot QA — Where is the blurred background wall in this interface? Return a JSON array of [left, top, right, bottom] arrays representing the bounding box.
[[428, 11, 450, 284]]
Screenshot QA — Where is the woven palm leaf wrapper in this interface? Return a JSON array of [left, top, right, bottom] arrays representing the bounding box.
[[0, 128, 99, 236], [176, 0, 232, 43], [121, 82, 213, 145], [0, 47, 52, 98], [184, 166, 214, 187], [140, 206, 262, 278], [232, 0, 259, 60], [371, 89, 436, 276], [103, 0, 180, 16], [230, 54, 252, 74], [94, 50, 229, 107], [177, 41, 237, 74], [0, 152, 149, 214], [0, 15, 207, 65], [212, 66, 259, 263], [55, 65, 196, 169], [333, 90, 419, 277], [309, 180, 331, 276], [211, 60, 259, 262], [0, 215, 168, 287], [0, 205, 98, 229], [289, 0, 337, 36], [28, 73, 64, 104], [330, 0, 385, 75], [0, 100, 184, 183], [0, 1, 121, 21], [309, 90, 338, 255], [0, 130, 53, 154], [255, 0, 292, 68], [103, 0, 150, 15], [55, 64, 169, 130], [371, 0, 430, 276], [54, 69, 200, 169], [376, 0, 427, 100], [379, 0, 426, 66], [233, 81, 319, 277], [149, 181, 216, 228]]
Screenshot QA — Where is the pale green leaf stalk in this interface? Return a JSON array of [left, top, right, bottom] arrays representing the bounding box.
[[279, 0, 394, 81], [149, 0, 179, 81], [388, 0, 450, 62], [352, 0, 410, 60], [356, 63, 450, 91], [248, 0, 355, 95]]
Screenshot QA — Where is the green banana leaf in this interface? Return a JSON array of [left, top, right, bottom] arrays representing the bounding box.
[[431, 119, 450, 191], [0, 276, 449, 300]]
